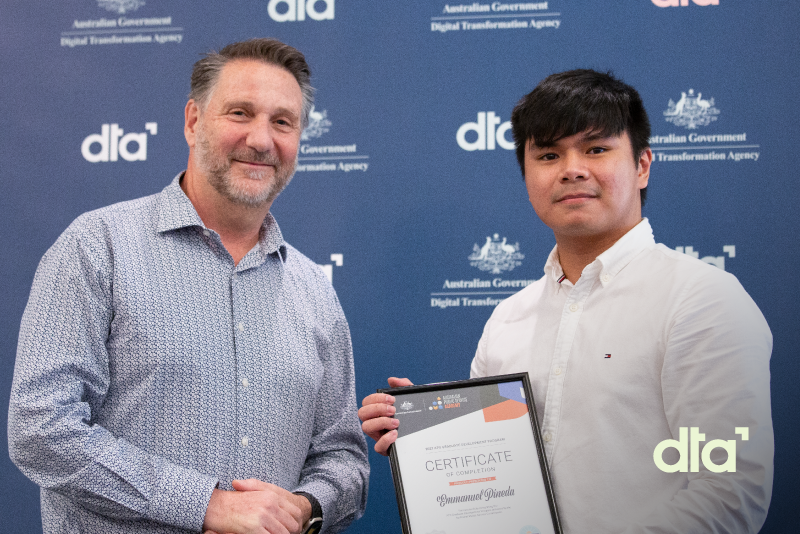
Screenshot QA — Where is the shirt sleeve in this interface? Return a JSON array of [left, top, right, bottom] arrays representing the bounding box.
[[7, 217, 218, 531], [622, 267, 773, 534], [292, 287, 370, 534]]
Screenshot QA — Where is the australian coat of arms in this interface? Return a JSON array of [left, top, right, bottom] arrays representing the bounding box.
[[663, 89, 720, 129], [301, 106, 332, 141], [469, 234, 524, 274], [98, 0, 146, 14]]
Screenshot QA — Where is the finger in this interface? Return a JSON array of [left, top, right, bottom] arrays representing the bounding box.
[[231, 478, 273, 492], [361, 392, 395, 407], [263, 515, 292, 534], [358, 401, 396, 422], [236, 481, 306, 532], [374, 429, 398, 456], [361, 416, 399, 441], [264, 483, 295, 499], [238, 489, 297, 534], [232, 479, 296, 503], [266, 502, 301, 534], [279, 497, 303, 521], [388, 377, 414, 387]]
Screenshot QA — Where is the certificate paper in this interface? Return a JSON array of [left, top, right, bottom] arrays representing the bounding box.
[[381, 374, 561, 534]]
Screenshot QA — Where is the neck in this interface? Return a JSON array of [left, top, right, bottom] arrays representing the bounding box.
[[554, 220, 641, 283], [181, 165, 272, 265]]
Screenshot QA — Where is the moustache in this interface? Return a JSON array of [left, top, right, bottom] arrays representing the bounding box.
[[229, 149, 282, 167]]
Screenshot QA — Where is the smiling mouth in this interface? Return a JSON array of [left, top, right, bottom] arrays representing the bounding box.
[[234, 159, 272, 167]]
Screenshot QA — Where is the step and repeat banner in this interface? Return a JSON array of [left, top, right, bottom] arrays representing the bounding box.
[[1, 0, 798, 532]]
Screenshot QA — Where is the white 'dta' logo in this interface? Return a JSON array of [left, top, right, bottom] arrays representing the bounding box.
[[664, 89, 720, 130], [267, 0, 335, 21], [457, 112, 514, 151], [98, 0, 145, 14], [301, 106, 332, 140], [469, 233, 524, 274], [82, 123, 157, 162]]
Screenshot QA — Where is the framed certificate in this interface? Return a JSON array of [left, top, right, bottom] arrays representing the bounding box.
[[379, 373, 562, 534]]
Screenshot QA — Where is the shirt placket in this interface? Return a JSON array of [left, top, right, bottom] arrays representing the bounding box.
[[540, 266, 599, 464], [230, 269, 253, 474]]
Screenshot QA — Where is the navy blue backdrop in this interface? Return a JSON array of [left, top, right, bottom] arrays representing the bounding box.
[[2, 0, 798, 531]]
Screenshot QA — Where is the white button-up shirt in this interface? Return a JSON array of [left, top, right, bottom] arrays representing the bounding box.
[[471, 219, 773, 533]]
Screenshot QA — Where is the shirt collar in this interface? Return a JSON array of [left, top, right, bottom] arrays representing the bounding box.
[[544, 247, 568, 285], [258, 213, 288, 262], [156, 173, 205, 233], [156, 172, 288, 263], [544, 218, 655, 287]]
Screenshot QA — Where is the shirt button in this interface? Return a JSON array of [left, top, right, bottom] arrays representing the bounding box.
[[543, 432, 552, 442], [554, 367, 562, 375], [203, 230, 210, 237], [237, 323, 244, 332], [601, 273, 611, 283], [242, 378, 249, 388], [569, 303, 579, 312], [241, 436, 249, 447]]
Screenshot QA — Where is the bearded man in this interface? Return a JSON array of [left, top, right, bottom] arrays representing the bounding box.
[[8, 38, 368, 534]]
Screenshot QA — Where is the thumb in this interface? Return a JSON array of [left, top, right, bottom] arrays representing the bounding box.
[[231, 478, 271, 492], [388, 377, 414, 387]]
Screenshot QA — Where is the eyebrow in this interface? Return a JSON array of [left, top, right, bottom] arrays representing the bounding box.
[[530, 131, 619, 149], [223, 100, 300, 121], [273, 107, 301, 122]]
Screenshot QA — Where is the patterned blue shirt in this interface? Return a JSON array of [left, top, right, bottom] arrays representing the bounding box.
[[8, 174, 369, 533]]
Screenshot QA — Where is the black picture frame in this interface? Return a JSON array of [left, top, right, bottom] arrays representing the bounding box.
[[379, 372, 562, 534]]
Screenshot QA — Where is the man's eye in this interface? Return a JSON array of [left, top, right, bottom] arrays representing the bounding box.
[[588, 147, 606, 154], [275, 118, 298, 130], [539, 153, 558, 161]]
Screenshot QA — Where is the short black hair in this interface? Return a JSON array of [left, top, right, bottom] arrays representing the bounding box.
[[511, 69, 651, 206]]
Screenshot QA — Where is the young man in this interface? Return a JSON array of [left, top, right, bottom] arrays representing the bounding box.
[[9, 39, 368, 534], [360, 70, 773, 533]]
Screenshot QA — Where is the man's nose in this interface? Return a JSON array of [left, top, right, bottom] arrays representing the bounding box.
[[246, 115, 275, 153], [560, 151, 588, 181]]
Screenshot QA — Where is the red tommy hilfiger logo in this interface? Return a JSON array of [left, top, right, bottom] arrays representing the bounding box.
[[604, 354, 611, 358]]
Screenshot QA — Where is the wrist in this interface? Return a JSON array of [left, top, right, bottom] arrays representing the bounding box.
[[292, 491, 322, 532], [202, 488, 229, 532], [295, 493, 313, 524]]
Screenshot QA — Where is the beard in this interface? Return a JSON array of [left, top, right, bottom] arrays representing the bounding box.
[[194, 127, 297, 208]]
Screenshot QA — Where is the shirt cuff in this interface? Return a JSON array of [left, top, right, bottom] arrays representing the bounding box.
[[147, 460, 219, 531], [294, 481, 340, 532]]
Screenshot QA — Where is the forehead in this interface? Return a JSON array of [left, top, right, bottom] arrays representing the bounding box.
[[207, 59, 302, 109]]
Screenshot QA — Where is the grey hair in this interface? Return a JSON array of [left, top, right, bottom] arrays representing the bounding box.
[[189, 38, 314, 129]]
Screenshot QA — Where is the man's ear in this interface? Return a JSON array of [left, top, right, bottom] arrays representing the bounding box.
[[637, 147, 653, 190], [184, 99, 200, 148]]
